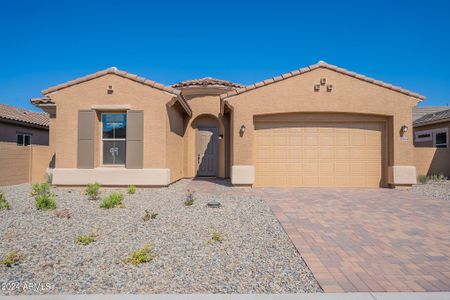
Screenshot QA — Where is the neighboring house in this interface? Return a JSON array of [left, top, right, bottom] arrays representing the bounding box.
[[0, 103, 49, 146], [413, 107, 450, 177], [31, 61, 424, 188]]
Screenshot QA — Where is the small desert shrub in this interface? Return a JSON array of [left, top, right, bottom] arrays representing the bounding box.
[[128, 185, 136, 194], [142, 210, 158, 221], [0, 192, 11, 210], [184, 189, 195, 206], [85, 182, 101, 200], [54, 209, 71, 219], [125, 244, 156, 265], [31, 182, 51, 196], [76, 234, 96, 245], [1, 251, 23, 267], [429, 173, 447, 181], [417, 175, 429, 184], [211, 232, 224, 243], [35, 193, 57, 210], [45, 173, 53, 184], [100, 192, 124, 209]]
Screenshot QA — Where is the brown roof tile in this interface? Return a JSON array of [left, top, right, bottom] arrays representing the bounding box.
[[0, 103, 49, 127], [414, 107, 450, 126], [220, 61, 426, 100], [172, 77, 244, 89], [42, 67, 181, 96]]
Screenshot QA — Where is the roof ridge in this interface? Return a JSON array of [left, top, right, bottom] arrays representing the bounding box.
[[42, 67, 181, 96], [220, 61, 425, 100], [172, 77, 244, 88]]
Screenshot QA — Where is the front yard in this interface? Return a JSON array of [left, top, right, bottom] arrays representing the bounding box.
[[0, 180, 321, 295], [410, 179, 450, 201]]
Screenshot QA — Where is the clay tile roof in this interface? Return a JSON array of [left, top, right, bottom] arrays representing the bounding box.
[[172, 77, 244, 89], [41, 67, 181, 96], [413, 106, 449, 122], [30, 96, 55, 105], [0, 103, 49, 127], [414, 108, 450, 126], [220, 61, 426, 100]]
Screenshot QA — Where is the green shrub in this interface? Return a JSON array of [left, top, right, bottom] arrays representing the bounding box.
[[211, 232, 224, 243], [142, 210, 158, 221], [35, 193, 57, 210], [31, 182, 51, 196], [417, 175, 429, 184], [125, 244, 156, 265], [127, 185, 136, 194], [184, 189, 195, 206], [0, 192, 10, 210], [429, 173, 447, 181], [100, 192, 124, 209], [76, 234, 96, 245], [85, 182, 101, 200], [45, 173, 53, 184], [1, 251, 23, 267]]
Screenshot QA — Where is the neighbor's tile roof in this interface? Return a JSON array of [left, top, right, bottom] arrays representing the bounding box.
[[413, 106, 449, 121], [414, 108, 450, 126], [42, 67, 181, 96], [221, 61, 425, 100], [0, 103, 49, 127], [172, 77, 244, 89]]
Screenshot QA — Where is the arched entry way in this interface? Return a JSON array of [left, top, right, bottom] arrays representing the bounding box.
[[191, 114, 222, 177]]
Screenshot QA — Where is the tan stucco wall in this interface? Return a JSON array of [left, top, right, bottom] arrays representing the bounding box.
[[182, 89, 231, 178], [226, 68, 420, 185], [0, 121, 49, 145], [413, 122, 450, 177], [166, 104, 185, 182], [0, 142, 53, 186], [30, 145, 54, 183], [48, 74, 180, 175]]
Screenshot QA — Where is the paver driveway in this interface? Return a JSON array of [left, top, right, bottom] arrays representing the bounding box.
[[259, 188, 450, 292]]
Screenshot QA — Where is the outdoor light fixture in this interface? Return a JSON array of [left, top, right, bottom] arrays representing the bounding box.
[[218, 134, 224, 140], [401, 125, 409, 134], [240, 125, 246, 134]]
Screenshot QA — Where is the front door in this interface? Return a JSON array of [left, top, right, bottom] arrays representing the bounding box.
[[196, 127, 218, 177]]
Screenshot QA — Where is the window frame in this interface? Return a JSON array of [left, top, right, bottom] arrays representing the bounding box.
[[16, 133, 32, 146], [434, 128, 448, 148], [100, 112, 127, 166], [414, 128, 448, 148], [414, 130, 432, 142]]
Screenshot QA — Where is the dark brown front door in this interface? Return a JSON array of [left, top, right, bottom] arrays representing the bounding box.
[[196, 127, 218, 177]]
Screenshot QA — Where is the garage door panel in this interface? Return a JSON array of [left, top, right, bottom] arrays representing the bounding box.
[[255, 121, 384, 187]]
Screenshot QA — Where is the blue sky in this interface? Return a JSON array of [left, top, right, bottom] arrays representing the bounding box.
[[1, 0, 450, 111]]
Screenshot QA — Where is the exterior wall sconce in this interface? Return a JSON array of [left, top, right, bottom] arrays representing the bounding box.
[[314, 84, 320, 92], [107, 85, 114, 94], [320, 78, 326, 85], [218, 134, 224, 140], [400, 125, 409, 134], [327, 84, 333, 92], [240, 125, 246, 134]]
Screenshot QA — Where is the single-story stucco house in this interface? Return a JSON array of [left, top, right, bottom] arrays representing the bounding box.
[[0, 103, 49, 146], [31, 61, 425, 188], [413, 106, 450, 177]]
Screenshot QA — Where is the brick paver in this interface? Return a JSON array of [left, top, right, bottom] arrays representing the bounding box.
[[258, 187, 450, 292]]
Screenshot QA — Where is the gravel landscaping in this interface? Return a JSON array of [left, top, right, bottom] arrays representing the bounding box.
[[0, 179, 321, 295], [410, 179, 450, 201]]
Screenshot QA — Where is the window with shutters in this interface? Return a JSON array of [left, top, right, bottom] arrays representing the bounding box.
[[101, 113, 127, 165]]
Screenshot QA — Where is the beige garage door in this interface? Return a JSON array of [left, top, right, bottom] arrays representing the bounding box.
[[255, 122, 385, 187]]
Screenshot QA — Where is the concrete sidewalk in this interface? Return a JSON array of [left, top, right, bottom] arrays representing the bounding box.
[[1, 293, 450, 300]]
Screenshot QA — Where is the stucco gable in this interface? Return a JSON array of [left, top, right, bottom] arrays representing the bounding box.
[[32, 67, 192, 116], [220, 61, 425, 101]]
